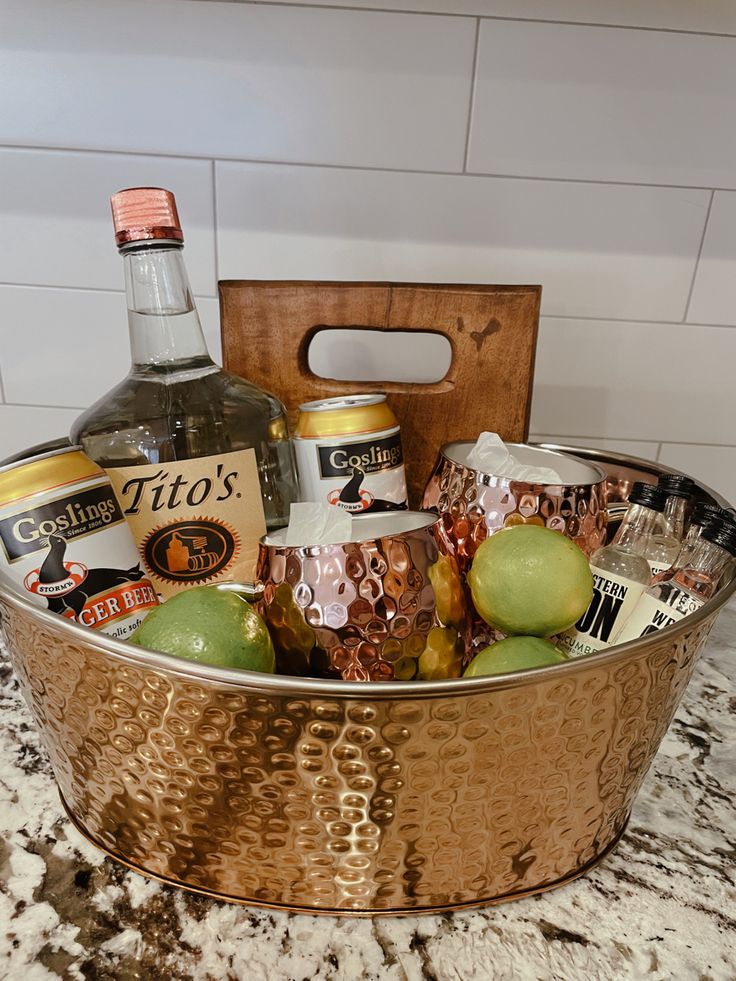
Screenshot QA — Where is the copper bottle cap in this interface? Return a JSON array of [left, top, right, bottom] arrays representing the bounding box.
[[110, 187, 184, 246]]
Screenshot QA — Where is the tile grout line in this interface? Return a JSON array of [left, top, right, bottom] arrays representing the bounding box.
[[541, 314, 736, 329], [1, 402, 87, 412], [3, 142, 736, 195], [0, 282, 218, 301], [211, 159, 220, 291], [462, 18, 481, 173], [531, 434, 658, 444], [2, 404, 734, 448], [0, 362, 6, 403], [531, 434, 736, 449], [2, 281, 734, 331], [0, 279, 733, 334], [221, 0, 736, 38], [682, 188, 715, 323]]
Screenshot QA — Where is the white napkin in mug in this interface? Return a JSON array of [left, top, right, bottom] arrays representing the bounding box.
[[466, 432, 563, 482]]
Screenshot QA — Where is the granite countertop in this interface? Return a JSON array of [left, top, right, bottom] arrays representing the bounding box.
[[1, 602, 734, 981]]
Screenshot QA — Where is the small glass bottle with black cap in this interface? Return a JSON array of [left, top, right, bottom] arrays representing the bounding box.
[[657, 474, 695, 540], [643, 473, 695, 575], [650, 500, 727, 585], [558, 481, 667, 657], [612, 521, 736, 644]]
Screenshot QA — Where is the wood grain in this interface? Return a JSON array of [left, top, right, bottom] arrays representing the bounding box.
[[219, 281, 541, 506]]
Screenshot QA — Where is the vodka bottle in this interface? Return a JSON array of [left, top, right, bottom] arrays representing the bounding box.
[[71, 187, 299, 597], [612, 521, 736, 643], [558, 482, 666, 657]]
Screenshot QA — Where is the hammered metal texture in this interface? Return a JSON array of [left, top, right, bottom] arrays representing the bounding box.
[[255, 519, 467, 682], [0, 588, 721, 914], [422, 449, 607, 573], [422, 449, 609, 651]]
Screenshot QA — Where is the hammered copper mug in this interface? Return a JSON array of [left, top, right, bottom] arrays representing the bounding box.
[[255, 511, 467, 681], [422, 442, 608, 653], [422, 441, 608, 573]]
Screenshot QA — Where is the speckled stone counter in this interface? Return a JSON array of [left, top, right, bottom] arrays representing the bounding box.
[[1, 601, 734, 981]]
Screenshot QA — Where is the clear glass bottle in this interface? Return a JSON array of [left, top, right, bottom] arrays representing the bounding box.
[[558, 482, 666, 657], [642, 474, 692, 575], [657, 474, 695, 540], [650, 501, 725, 585], [71, 187, 299, 596], [612, 521, 736, 644]]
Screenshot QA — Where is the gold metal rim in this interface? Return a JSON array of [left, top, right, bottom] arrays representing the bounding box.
[[1, 557, 733, 699], [1, 442, 733, 699], [59, 791, 629, 917]]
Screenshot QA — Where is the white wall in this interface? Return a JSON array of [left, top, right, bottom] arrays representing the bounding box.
[[1, 0, 735, 501]]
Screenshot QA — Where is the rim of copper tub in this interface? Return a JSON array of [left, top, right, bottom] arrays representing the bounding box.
[[1, 563, 732, 700], [1, 443, 732, 699], [438, 440, 607, 487]]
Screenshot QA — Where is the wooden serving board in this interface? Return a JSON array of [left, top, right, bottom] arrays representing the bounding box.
[[219, 281, 541, 506]]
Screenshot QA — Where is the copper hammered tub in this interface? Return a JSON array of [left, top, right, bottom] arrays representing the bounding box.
[[0, 445, 733, 915]]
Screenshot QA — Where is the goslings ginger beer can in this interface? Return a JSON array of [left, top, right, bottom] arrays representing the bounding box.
[[0, 446, 158, 638], [294, 395, 408, 512]]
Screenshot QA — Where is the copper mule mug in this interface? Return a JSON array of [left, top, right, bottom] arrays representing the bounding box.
[[255, 511, 467, 681], [422, 441, 608, 573]]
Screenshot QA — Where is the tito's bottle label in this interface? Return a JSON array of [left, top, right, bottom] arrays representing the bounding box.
[[104, 448, 266, 599], [558, 568, 647, 657]]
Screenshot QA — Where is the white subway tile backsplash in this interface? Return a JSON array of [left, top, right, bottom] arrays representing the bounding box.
[[0, 149, 215, 296], [1, 0, 475, 172], [658, 443, 736, 504], [687, 192, 736, 325], [0, 286, 221, 408], [233, 0, 736, 36], [0, 0, 732, 472], [0, 405, 79, 462], [530, 318, 736, 445], [216, 162, 708, 321], [531, 435, 661, 462], [468, 22, 736, 188]]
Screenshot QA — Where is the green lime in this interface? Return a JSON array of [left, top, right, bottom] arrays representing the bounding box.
[[130, 585, 275, 673], [467, 524, 593, 637], [464, 636, 567, 677]]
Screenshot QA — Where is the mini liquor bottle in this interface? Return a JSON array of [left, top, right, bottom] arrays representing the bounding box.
[[650, 500, 726, 585], [643, 474, 693, 575], [71, 187, 299, 597], [612, 521, 736, 644], [558, 482, 666, 657], [657, 474, 695, 540]]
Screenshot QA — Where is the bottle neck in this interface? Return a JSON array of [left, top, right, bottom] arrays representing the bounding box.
[[662, 495, 688, 539], [612, 503, 659, 553], [121, 243, 212, 368]]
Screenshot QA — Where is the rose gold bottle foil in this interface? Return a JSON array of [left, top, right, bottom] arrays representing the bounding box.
[[110, 187, 183, 246]]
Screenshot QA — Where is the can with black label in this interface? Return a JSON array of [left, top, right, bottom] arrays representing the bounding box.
[[294, 395, 408, 513], [0, 446, 158, 638]]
